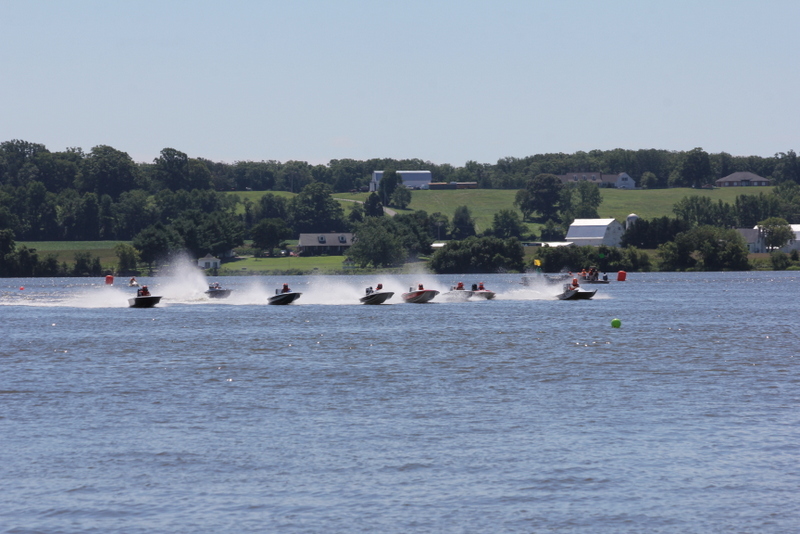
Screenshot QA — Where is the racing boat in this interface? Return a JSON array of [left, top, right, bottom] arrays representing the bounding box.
[[440, 282, 473, 301], [128, 295, 162, 308], [205, 283, 232, 298], [470, 283, 495, 300], [401, 285, 439, 303], [360, 290, 394, 305], [557, 284, 597, 300]]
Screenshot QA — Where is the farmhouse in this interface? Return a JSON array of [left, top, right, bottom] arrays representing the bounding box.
[[565, 218, 625, 247], [558, 172, 636, 189], [715, 172, 772, 187], [297, 233, 353, 255], [370, 170, 432, 191]]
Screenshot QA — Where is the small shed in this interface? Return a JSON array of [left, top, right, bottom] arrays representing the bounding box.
[[197, 254, 221, 269]]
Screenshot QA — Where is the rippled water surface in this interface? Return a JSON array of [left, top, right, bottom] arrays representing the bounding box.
[[1, 271, 798, 533]]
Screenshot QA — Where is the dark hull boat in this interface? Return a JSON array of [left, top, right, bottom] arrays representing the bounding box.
[[128, 295, 162, 308], [268, 292, 302, 305], [360, 291, 394, 305], [205, 288, 233, 298], [557, 288, 597, 300]]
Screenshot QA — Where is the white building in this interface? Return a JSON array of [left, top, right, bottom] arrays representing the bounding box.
[[370, 170, 432, 191], [566, 218, 625, 247], [197, 254, 221, 269], [749, 223, 800, 252]]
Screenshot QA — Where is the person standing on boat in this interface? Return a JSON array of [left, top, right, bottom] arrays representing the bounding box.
[[281, 283, 291, 293]]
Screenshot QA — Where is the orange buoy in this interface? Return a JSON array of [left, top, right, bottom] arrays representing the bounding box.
[[617, 270, 627, 282], [105, 275, 114, 285]]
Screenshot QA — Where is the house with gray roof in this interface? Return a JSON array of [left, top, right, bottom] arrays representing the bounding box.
[[715, 172, 772, 187], [296, 233, 353, 255]]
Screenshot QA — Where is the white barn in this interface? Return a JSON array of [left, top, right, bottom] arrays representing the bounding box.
[[566, 218, 625, 247], [370, 170, 432, 191]]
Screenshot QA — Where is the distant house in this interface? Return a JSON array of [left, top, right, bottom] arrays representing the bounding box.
[[370, 170, 432, 191], [297, 233, 353, 255], [565, 218, 625, 247], [558, 172, 636, 189], [737, 228, 767, 253], [197, 254, 221, 269], [715, 172, 772, 187]]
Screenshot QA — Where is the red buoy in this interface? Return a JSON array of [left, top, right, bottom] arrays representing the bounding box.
[[617, 270, 627, 282], [105, 275, 114, 285]]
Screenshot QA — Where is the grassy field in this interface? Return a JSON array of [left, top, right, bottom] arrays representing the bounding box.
[[326, 187, 773, 231]]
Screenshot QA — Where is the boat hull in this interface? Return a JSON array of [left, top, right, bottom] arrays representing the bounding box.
[[472, 290, 496, 300], [557, 289, 597, 300], [401, 289, 439, 303], [128, 296, 162, 308], [360, 291, 394, 305], [268, 292, 302, 305], [205, 289, 232, 298]]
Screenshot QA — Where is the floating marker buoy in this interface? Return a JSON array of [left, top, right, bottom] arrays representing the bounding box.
[[19, 287, 24, 290], [611, 318, 621, 328]]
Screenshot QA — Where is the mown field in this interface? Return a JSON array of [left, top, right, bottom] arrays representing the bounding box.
[[334, 186, 770, 232]]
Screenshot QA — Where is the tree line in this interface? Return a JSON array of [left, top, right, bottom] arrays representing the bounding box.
[[2, 138, 800, 275]]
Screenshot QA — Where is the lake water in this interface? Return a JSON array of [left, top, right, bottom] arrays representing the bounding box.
[[1, 270, 798, 533]]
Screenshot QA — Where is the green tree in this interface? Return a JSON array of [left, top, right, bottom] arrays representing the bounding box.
[[757, 217, 794, 250], [346, 217, 407, 268], [429, 236, 524, 274], [516, 173, 563, 221], [114, 243, 139, 274], [255, 192, 289, 221], [377, 169, 401, 206], [133, 222, 183, 271], [251, 218, 292, 256], [677, 147, 712, 188], [572, 181, 602, 218], [639, 171, 659, 189], [289, 182, 346, 233], [153, 148, 190, 191], [657, 226, 750, 271], [79, 145, 140, 199], [539, 219, 566, 241], [390, 185, 412, 209], [451, 205, 476, 240], [363, 192, 384, 217], [489, 209, 527, 239], [279, 160, 313, 193]]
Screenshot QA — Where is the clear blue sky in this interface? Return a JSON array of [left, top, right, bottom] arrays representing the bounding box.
[[1, 0, 797, 166]]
